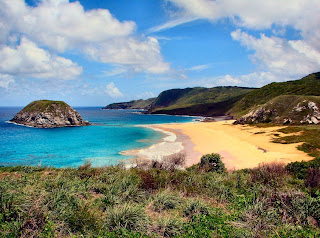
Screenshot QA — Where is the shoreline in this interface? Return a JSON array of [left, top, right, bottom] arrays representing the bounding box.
[[120, 125, 187, 164], [123, 120, 314, 170]]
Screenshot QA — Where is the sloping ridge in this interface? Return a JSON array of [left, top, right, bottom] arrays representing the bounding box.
[[229, 72, 320, 116], [234, 95, 320, 124], [150, 86, 254, 116]]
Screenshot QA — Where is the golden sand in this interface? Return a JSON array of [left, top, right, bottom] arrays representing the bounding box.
[[155, 120, 313, 170]]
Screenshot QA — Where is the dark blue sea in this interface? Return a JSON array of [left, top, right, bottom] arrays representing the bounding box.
[[0, 107, 197, 167]]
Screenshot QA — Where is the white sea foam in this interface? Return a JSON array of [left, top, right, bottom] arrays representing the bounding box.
[[134, 125, 183, 161]]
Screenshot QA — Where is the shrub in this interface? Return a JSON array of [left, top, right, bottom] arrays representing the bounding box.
[[305, 167, 320, 189], [183, 199, 209, 217], [157, 217, 183, 237], [106, 204, 148, 232], [153, 191, 181, 212], [137, 170, 158, 191], [199, 153, 226, 173], [251, 162, 287, 186], [162, 152, 186, 171], [135, 152, 186, 171]]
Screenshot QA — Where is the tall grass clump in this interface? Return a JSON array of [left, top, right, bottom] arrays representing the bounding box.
[[106, 203, 148, 232], [157, 217, 183, 237], [152, 190, 181, 212], [250, 162, 287, 186], [183, 199, 210, 217]]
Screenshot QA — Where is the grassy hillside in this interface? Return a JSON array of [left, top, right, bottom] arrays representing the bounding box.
[[234, 95, 320, 124], [229, 72, 320, 116], [103, 98, 156, 110], [23, 100, 69, 113], [151, 94, 244, 116], [150, 86, 254, 116], [103, 72, 320, 120], [1, 154, 320, 237]]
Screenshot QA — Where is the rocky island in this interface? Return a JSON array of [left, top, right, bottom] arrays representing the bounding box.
[[10, 100, 90, 128]]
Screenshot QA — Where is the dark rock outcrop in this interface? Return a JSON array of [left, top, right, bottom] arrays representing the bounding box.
[[10, 100, 90, 128]]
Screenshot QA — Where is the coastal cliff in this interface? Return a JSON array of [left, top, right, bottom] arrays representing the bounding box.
[[10, 100, 90, 128], [234, 95, 320, 125]]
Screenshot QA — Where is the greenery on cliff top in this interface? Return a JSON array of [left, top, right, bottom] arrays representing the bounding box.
[[1, 151, 320, 237], [23, 100, 70, 113], [153, 86, 254, 109], [229, 72, 320, 116], [104, 98, 156, 110]]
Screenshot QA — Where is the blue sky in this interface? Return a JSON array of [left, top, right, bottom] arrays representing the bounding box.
[[1, 0, 320, 106]]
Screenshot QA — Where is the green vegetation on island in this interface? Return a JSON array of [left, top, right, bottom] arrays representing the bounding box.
[[23, 100, 69, 113], [1, 153, 320, 237], [10, 100, 90, 128]]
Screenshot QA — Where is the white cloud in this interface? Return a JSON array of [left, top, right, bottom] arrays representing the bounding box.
[[157, 0, 320, 85], [187, 64, 211, 71], [231, 29, 320, 79], [103, 67, 127, 77], [0, 37, 82, 79], [148, 16, 198, 33], [198, 72, 287, 88], [105, 82, 124, 98], [0, 0, 170, 75], [0, 0, 135, 51], [0, 74, 15, 89], [165, 0, 320, 32], [85, 36, 170, 74]]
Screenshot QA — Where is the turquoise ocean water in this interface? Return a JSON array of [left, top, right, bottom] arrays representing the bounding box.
[[0, 107, 196, 167]]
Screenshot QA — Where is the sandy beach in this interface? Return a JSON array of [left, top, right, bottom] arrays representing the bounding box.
[[153, 120, 313, 170]]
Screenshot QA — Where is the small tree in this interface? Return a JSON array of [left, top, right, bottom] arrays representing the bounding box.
[[199, 153, 226, 173]]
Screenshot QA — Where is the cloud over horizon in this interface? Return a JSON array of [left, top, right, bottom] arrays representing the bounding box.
[[155, 0, 320, 84]]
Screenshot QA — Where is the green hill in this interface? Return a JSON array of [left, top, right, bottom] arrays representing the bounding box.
[[103, 98, 156, 110], [149, 86, 254, 116], [104, 86, 254, 116], [152, 86, 254, 109], [229, 72, 320, 116], [103, 72, 320, 123]]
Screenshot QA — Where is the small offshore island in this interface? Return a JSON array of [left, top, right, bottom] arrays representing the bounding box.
[[10, 100, 90, 128]]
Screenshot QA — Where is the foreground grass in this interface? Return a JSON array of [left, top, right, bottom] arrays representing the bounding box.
[[1, 159, 320, 237]]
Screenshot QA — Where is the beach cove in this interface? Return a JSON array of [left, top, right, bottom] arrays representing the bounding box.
[[131, 120, 314, 170]]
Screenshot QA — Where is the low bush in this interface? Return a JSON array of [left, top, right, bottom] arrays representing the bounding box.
[[106, 203, 148, 232], [135, 152, 186, 171], [157, 217, 183, 237], [305, 167, 320, 189], [190, 153, 226, 173], [250, 162, 287, 186], [153, 190, 181, 212], [183, 199, 209, 217]]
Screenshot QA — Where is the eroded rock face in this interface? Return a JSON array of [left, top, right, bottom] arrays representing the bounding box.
[[234, 99, 320, 125], [10, 100, 90, 128]]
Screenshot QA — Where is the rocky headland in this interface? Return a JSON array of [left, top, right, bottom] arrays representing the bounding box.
[[10, 100, 90, 128]]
